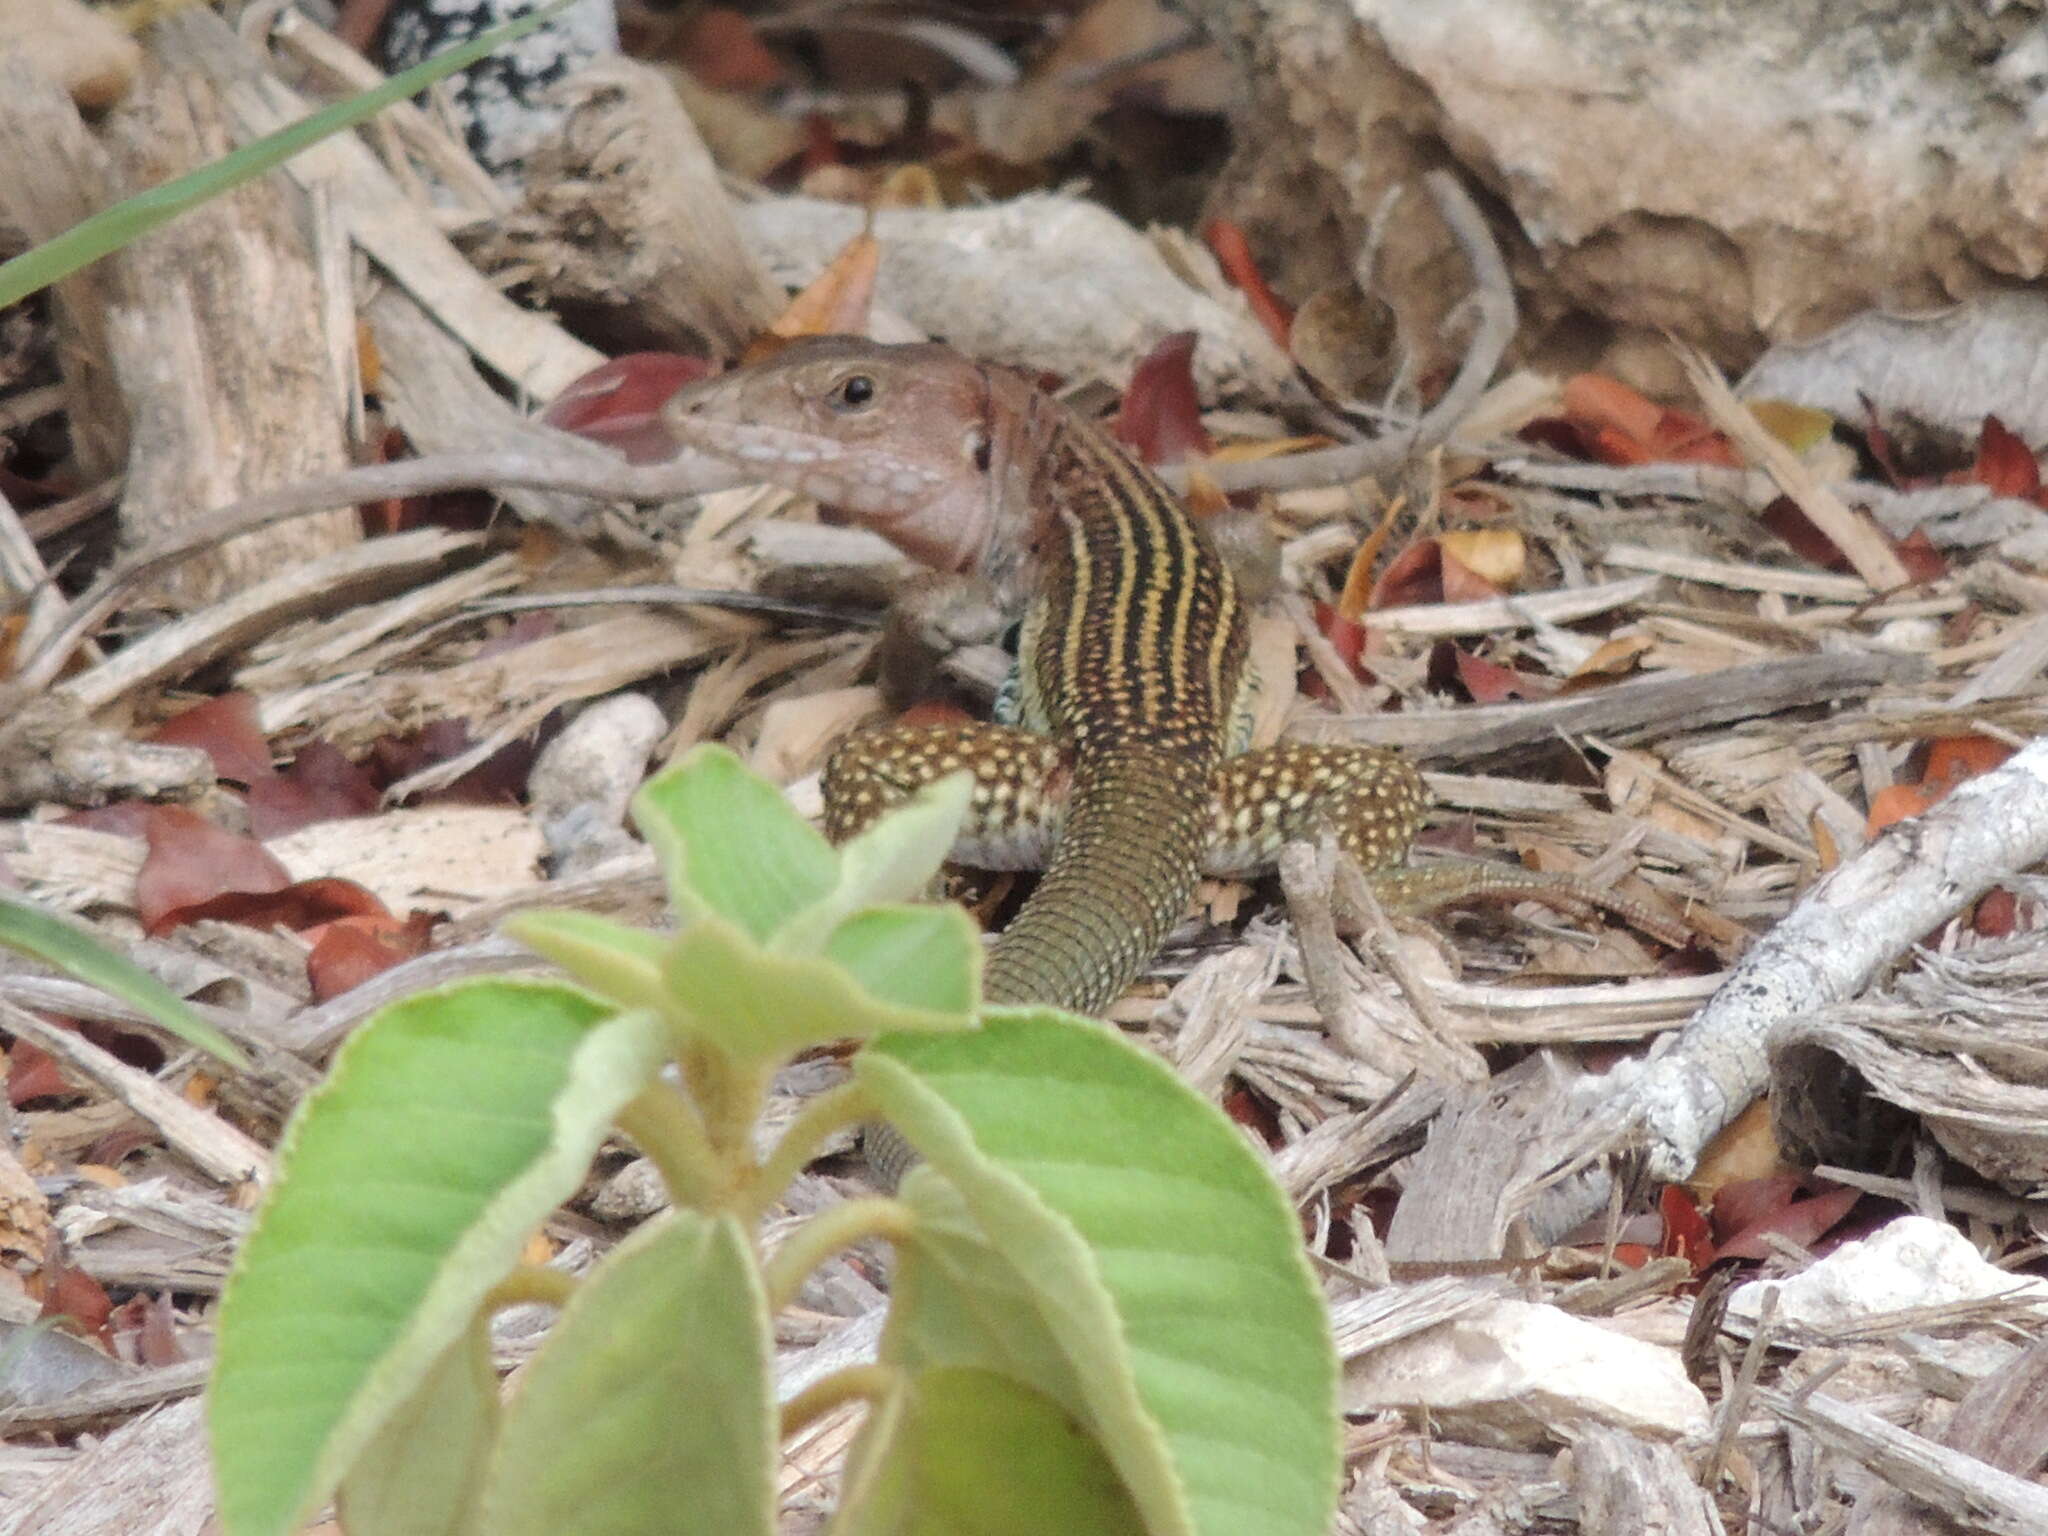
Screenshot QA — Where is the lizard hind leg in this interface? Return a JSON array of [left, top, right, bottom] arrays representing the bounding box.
[[1204, 740, 1692, 945], [1204, 742, 1429, 879], [822, 720, 1069, 870]]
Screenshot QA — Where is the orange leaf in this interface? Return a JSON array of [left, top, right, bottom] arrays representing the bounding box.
[[1923, 734, 2014, 789], [760, 228, 879, 347], [1334, 497, 1405, 622], [1865, 782, 1939, 837], [1561, 374, 1665, 450], [1201, 218, 1292, 350]]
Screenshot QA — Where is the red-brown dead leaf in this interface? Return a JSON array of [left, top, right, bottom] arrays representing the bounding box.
[[34, 1250, 112, 1346], [84, 1121, 157, 1167], [1314, 601, 1368, 680], [1552, 374, 1739, 467], [1711, 1182, 1862, 1264], [306, 911, 437, 1002], [110, 1291, 185, 1367], [1113, 331, 1212, 466], [1858, 394, 1907, 488], [135, 807, 291, 936], [247, 741, 382, 840], [1963, 416, 2041, 499], [1760, 495, 1851, 571], [161, 877, 391, 939], [1894, 527, 1949, 583], [540, 353, 715, 465], [148, 693, 271, 784], [1201, 218, 1292, 349], [1658, 1184, 1713, 1271], [1704, 1173, 1802, 1241], [1367, 539, 1444, 609], [1562, 373, 1664, 449], [672, 6, 785, 90], [1449, 647, 1554, 704], [1974, 886, 2020, 938], [7, 1037, 76, 1107], [1436, 544, 1503, 604]]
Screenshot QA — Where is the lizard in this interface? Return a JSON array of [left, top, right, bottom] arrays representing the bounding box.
[[661, 338, 1686, 1174]]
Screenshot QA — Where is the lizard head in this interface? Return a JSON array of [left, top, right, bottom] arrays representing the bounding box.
[[661, 337, 1040, 581]]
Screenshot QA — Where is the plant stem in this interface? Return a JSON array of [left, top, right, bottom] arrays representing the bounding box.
[[739, 1081, 877, 1222], [485, 1264, 577, 1311], [761, 1197, 916, 1313], [780, 1364, 896, 1439], [617, 1082, 724, 1209]]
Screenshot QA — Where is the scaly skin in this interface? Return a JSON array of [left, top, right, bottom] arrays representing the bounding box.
[[662, 339, 1684, 1175]]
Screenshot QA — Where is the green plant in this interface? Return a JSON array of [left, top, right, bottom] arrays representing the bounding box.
[[208, 746, 1339, 1536]]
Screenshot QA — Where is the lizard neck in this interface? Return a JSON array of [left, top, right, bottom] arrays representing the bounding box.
[[1009, 410, 1249, 763]]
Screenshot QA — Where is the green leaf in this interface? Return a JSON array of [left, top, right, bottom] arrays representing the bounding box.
[[337, 1318, 498, 1536], [0, 0, 576, 310], [209, 980, 665, 1536], [633, 746, 835, 943], [775, 772, 972, 955], [871, 1161, 1186, 1536], [0, 895, 247, 1069], [858, 1009, 1340, 1536], [663, 913, 975, 1067], [833, 1367, 1143, 1536], [478, 1211, 773, 1536], [824, 905, 981, 1016], [501, 909, 670, 1015]]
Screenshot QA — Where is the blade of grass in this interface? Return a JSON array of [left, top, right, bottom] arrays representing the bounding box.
[[0, 0, 574, 309], [0, 895, 248, 1068]]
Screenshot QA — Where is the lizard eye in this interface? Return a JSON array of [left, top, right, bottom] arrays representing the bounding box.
[[829, 373, 877, 412]]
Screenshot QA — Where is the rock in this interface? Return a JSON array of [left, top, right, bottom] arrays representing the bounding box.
[[1181, 0, 2048, 392], [1727, 1214, 2048, 1337], [1344, 1297, 1711, 1449]]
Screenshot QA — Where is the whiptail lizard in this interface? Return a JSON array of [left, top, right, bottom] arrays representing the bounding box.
[[663, 339, 1685, 1176]]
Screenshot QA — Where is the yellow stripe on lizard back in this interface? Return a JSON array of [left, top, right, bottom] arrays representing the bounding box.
[[989, 407, 1247, 1010]]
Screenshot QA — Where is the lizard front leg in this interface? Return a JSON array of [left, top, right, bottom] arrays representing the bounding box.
[[823, 720, 1067, 869]]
